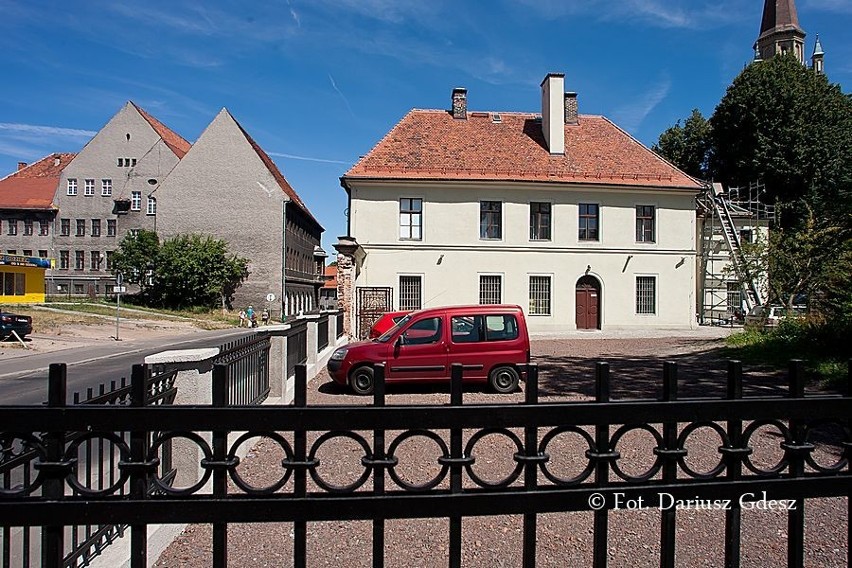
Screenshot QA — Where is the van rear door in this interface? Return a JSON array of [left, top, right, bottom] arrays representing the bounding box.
[[385, 314, 449, 381]]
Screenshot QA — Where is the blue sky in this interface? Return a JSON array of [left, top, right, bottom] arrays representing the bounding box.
[[1, 0, 849, 252]]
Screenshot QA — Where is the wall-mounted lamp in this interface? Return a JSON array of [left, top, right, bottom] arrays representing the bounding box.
[[622, 255, 634, 273], [585, 265, 591, 275], [437, 254, 444, 265], [675, 256, 685, 269]]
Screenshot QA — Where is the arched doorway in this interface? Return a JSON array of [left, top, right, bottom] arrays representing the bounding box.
[[575, 275, 601, 330]]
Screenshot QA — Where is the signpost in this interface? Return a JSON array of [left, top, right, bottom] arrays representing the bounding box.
[[115, 273, 123, 341]]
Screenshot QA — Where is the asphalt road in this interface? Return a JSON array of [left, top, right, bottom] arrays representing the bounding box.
[[0, 327, 252, 405]]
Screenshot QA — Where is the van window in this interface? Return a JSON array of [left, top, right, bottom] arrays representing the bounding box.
[[402, 316, 443, 345], [451, 314, 518, 343]]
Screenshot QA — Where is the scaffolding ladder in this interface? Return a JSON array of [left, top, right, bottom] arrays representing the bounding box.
[[710, 183, 764, 311]]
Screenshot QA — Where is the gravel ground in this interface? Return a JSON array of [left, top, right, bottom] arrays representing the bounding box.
[[154, 334, 848, 567]]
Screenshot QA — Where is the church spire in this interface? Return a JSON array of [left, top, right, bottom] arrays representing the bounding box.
[[811, 34, 825, 74], [754, 0, 806, 64]]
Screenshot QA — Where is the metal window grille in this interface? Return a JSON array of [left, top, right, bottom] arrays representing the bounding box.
[[479, 275, 502, 304], [579, 203, 599, 241], [635, 205, 655, 242], [480, 201, 502, 239], [399, 276, 422, 310], [636, 276, 656, 314], [726, 282, 743, 313], [399, 198, 422, 240], [529, 276, 551, 315], [529, 202, 551, 240]]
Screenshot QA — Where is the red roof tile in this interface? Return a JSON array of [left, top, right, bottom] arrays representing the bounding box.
[[132, 102, 192, 159], [0, 153, 75, 210], [323, 264, 338, 289], [345, 110, 701, 190]]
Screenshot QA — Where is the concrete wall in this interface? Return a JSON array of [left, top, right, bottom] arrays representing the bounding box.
[[348, 181, 698, 331]]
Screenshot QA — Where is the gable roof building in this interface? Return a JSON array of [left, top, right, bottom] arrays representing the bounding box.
[[338, 73, 702, 336], [156, 108, 325, 314]]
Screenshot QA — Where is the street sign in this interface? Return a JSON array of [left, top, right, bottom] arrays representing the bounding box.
[[266, 293, 276, 302], [114, 286, 126, 293], [116, 272, 123, 286]]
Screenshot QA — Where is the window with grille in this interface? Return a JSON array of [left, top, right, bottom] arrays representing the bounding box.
[[479, 275, 502, 304], [529, 202, 551, 240], [726, 282, 743, 313], [107, 219, 116, 237], [59, 251, 69, 269], [529, 276, 551, 315], [84, 179, 95, 196], [635, 205, 655, 243], [67, 179, 77, 196], [399, 276, 422, 311], [636, 276, 656, 314], [399, 198, 422, 240], [131, 191, 142, 211], [480, 201, 502, 239], [102, 179, 112, 196], [76, 219, 85, 237], [147, 197, 157, 215], [75, 250, 85, 270], [579, 203, 599, 241], [60, 219, 70, 236]]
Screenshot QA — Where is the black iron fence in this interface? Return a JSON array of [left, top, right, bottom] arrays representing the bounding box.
[[0, 364, 177, 568], [1, 360, 849, 568], [285, 320, 307, 378], [336, 312, 344, 338], [215, 334, 271, 406], [316, 315, 329, 352]]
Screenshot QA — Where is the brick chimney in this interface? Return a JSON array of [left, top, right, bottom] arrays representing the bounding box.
[[564, 92, 578, 125], [452, 87, 467, 120], [17, 162, 27, 171], [541, 73, 565, 154]]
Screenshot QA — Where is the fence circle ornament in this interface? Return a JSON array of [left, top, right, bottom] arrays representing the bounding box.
[[538, 426, 596, 485], [387, 429, 450, 491], [741, 419, 790, 476], [65, 431, 131, 496], [676, 421, 729, 479], [609, 424, 665, 482], [148, 431, 213, 495], [308, 431, 372, 493], [802, 422, 847, 472], [463, 428, 524, 488], [228, 432, 294, 494], [0, 433, 47, 497]]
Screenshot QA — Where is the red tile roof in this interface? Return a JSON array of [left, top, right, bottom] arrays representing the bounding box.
[[132, 102, 192, 159], [0, 153, 75, 210], [232, 117, 323, 229], [344, 110, 701, 190], [323, 264, 338, 289]]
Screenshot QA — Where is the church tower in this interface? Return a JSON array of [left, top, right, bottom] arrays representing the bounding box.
[[754, 0, 806, 64]]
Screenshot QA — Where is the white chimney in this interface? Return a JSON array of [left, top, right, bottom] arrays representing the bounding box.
[[541, 73, 565, 155]]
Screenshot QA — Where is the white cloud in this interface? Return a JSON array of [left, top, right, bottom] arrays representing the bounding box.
[[0, 123, 97, 138], [610, 76, 672, 132], [267, 151, 350, 165]]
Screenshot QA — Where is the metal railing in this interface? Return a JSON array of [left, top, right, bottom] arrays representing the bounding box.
[[1, 360, 849, 568], [285, 320, 307, 378], [316, 315, 329, 352], [215, 334, 271, 406]]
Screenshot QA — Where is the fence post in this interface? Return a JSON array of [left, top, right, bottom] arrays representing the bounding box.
[[448, 363, 465, 568], [659, 361, 679, 568], [522, 364, 540, 568], [293, 364, 308, 568], [372, 364, 387, 568], [306, 316, 319, 367], [42, 363, 67, 568], [786, 360, 807, 568], [211, 364, 229, 568], [724, 360, 744, 568], [592, 362, 612, 568], [129, 364, 150, 568]]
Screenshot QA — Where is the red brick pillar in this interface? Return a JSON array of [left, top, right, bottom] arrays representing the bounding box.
[[333, 237, 361, 339]]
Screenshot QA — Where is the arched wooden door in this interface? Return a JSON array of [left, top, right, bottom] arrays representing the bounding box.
[[575, 275, 601, 330]]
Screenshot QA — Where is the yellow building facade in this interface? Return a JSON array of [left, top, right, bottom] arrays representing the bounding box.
[[0, 255, 49, 304]]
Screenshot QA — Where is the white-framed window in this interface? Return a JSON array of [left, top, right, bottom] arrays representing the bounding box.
[[67, 179, 77, 196], [479, 274, 502, 304], [102, 179, 112, 196], [480, 201, 502, 239], [399, 275, 422, 311], [131, 191, 142, 211], [529, 202, 551, 240], [147, 196, 157, 215], [635, 205, 656, 243], [529, 275, 552, 315], [84, 179, 95, 196], [636, 276, 656, 314], [399, 198, 422, 240]]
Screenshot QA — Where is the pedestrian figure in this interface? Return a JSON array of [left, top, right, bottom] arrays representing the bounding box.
[[245, 305, 255, 328], [238, 310, 247, 327], [261, 308, 270, 326]]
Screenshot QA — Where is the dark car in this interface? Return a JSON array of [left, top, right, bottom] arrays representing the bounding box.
[[0, 310, 33, 340]]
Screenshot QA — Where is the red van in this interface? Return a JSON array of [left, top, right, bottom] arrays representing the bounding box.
[[327, 304, 530, 395]]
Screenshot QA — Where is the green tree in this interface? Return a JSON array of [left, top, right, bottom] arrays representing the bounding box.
[[652, 108, 713, 180], [152, 234, 249, 310], [111, 229, 160, 298], [710, 54, 852, 216]]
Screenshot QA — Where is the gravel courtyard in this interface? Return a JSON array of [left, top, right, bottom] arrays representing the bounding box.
[[154, 332, 848, 567]]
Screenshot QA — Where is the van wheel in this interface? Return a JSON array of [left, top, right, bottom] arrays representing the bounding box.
[[489, 366, 519, 394], [350, 366, 375, 396]]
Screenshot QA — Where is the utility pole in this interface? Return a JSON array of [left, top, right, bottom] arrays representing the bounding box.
[[115, 272, 123, 341]]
